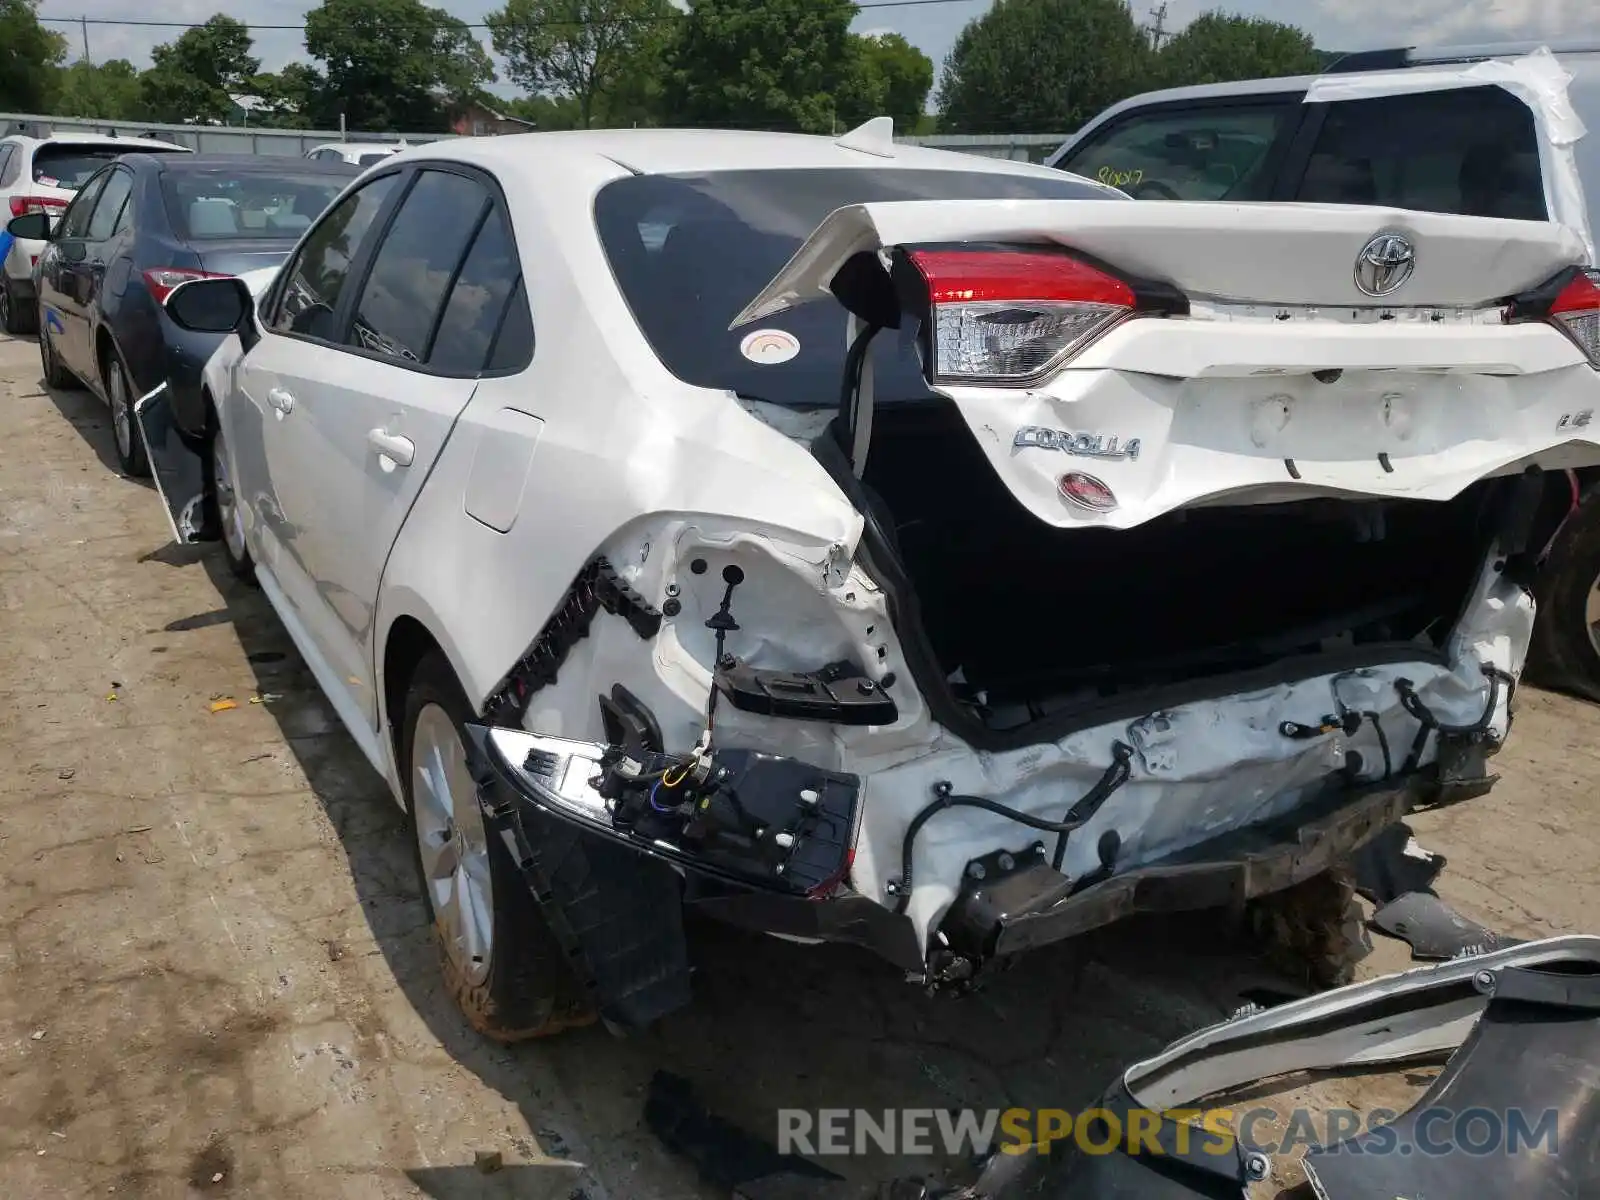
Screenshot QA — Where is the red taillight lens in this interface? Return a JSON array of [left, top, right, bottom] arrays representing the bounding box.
[[144, 268, 231, 305], [8, 195, 67, 219], [1549, 269, 1600, 367], [904, 248, 1136, 385]]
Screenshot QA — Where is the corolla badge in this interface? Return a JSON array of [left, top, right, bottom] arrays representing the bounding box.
[[1354, 231, 1416, 298]]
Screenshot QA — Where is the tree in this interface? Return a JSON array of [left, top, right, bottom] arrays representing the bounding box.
[[304, 0, 495, 131], [1154, 12, 1321, 88], [139, 14, 261, 123], [53, 59, 146, 120], [244, 64, 327, 127], [937, 0, 1150, 135], [0, 0, 67, 112], [486, 0, 676, 130], [838, 32, 933, 134], [660, 0, 859, 134]]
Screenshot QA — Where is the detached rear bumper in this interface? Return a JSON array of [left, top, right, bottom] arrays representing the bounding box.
[[466, 721, 1424, 974]]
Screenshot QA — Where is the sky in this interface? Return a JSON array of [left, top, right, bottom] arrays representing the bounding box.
[[43, 0, 1597, 107]]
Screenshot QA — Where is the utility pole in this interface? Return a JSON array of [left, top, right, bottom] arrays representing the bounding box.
[[1145, 2, 1169, 50], [80, 15, 92, 65]]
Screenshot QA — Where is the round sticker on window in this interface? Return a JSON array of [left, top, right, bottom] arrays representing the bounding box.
[[740, 328, 801, 365]]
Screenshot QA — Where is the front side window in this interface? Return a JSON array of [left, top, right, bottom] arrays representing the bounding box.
[[270, 172, 399, 341], [594, 167, 1113, 410], [1058, 102, 1295, 200], [57, 170, 109, 239], [1295, 85, 1545, 218], [346, 169, 488, 364]]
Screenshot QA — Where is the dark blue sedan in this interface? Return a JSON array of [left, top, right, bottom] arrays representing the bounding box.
[[14, 153, 357, 476]]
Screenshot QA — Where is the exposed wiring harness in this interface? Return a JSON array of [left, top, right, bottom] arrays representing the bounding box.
[[889, 742, 1135, 914], [1395, 663, 1515, 774]]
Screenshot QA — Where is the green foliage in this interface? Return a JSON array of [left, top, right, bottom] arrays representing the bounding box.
[[243, 64, 328, 128], [838, 32, 934, 134], [1, 0, 67, 112], [937, 0, 1151, 134], [140, 15, 260, 123], [1153, 11, 1323, 88], [659, 0, 859, 133], [52, 59, 145, 120], [304, 0, 495, 131], [486, 0, 676, 129]]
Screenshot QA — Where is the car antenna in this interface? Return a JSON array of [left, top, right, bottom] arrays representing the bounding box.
[[835, 116, 896, 159]]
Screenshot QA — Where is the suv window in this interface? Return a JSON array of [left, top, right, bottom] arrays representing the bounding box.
[[86, 168, 133, 241], [427, 204, 526, 374], [1058, 102, 1294, 200], [58, 171, 109, 238], [271, 172, 399, 340], [1295, 85, 1545, 219], [0, 144, 15, 187], [346, 168, 489, 365]]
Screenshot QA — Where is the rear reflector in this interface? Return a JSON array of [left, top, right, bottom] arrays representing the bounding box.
[[905, 248, 1135, 385], [1550, 269, 1600, 368], [8, 195, 67, 219], [1058, 471, 1118, 512], [144, 267, 231, 305]]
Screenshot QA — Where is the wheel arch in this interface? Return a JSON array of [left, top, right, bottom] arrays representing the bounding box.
[[378, 603, 482, 795]]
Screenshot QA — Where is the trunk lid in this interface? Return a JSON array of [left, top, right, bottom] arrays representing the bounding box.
[[733, 198, 1600, 532], [190, 240, 294, 277], [732, 198, 1587, 322]]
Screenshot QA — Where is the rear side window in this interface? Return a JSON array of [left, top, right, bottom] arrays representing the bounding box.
[[0, 144, 16, 187], [346, 169, 488, 364], [1057, 103, 1294, 200], [427, 205, 526, 373], [86, 169, 133, 240], [271, 172, 399, 341], [32, 144, 129, 189], [1295, 85, 1545, 218]]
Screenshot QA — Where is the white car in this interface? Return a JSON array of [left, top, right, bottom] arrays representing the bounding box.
[[152, 120, 1600, 1040], [0, 131, 191, 333], [305, 141, 409, 168]]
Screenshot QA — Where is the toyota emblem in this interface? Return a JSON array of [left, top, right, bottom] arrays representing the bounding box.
[[1354, 231, 1416, 299]]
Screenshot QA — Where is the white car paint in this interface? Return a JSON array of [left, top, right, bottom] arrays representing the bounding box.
[[195, 127, 1600, 953], [305, 142, 410, 168]]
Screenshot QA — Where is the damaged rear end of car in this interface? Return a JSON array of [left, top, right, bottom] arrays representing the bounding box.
[[464, 189, 1600, 1028]]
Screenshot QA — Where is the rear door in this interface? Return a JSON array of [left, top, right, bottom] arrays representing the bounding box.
[[45, 168, 111, 377], [238, 164, 517, 730], [78, 165, 135, 375], [1053, 94, 1306, 200]]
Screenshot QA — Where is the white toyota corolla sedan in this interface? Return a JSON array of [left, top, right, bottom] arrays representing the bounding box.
[[149, 120, 1600, 1040]]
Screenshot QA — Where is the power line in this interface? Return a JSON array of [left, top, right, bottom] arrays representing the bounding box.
[[39, 0, 988, 33]]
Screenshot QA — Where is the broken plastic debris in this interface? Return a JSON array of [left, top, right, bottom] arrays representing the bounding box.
[[30, 1030, 44, 1041], [209, 699, 238, 713], [126, 825, 153, 834]]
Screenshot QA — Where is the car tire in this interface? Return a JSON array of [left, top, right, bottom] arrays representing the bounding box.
[[104, 347, 149, 478], [400, 651, 596, 1041], [1529, 490, 1600, 703], [201, 404, 256, 584], [38, 314, 76, 390], [0, 277, 34, 335]]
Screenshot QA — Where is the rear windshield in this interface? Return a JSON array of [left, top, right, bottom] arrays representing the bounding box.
[[162, 167, 350, 240], [594, 167, 1114, 410], [33, 144, 143, 189]]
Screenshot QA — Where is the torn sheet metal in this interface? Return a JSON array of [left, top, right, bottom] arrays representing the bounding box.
[[1303, 47, 1595, 264], [134, 382, 207, 545]]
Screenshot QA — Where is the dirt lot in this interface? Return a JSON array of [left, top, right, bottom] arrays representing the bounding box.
[[2, 327, 1599, 1200]]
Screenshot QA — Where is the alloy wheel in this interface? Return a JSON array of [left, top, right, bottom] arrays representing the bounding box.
[[110, 362, 132, 460], [1587, 569, 1600, 663], [411, 703, 495, 985]]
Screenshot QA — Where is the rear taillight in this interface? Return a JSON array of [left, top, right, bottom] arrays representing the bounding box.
[[897, 247, 1145, 385], [144, 267, 231, 305], [1505, 266, 1600, 368], [1549, 269, 1600, 366], [8, 195, 66, 219]]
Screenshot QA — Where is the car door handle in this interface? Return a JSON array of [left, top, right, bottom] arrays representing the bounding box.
[[267, 387, 295, 415], [367, 429, 415, 467]]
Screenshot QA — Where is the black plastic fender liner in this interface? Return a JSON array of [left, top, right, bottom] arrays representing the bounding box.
[[463, 723, 694, 1030]]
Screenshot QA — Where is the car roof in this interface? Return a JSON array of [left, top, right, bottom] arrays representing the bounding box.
[[310, 142, 406, 152], [398, 125, 1096, 184], [2, 131, 191, 153], [123, 152, 360, 175]]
